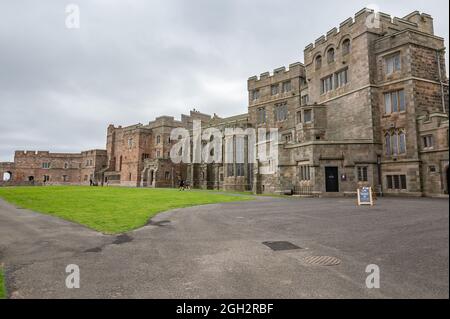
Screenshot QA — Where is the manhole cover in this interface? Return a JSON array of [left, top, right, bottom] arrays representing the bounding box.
[[263, 241, 302, 251], [304, 256, 341, 266]]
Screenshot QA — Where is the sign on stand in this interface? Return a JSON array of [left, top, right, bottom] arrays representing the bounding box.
[[357, 187, 374, 206]]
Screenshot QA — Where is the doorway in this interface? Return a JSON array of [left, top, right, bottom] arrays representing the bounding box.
[[325, 167, 339, 192]]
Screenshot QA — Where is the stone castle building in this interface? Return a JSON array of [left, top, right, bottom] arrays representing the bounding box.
[[1, 8, 448, 197]]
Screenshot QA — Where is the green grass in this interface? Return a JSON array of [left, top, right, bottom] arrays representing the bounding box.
[[0, 268, 6, 299], [0, 186, 253, 234]]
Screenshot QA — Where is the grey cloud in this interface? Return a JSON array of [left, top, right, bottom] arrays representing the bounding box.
[[0, 0, 448, 161]]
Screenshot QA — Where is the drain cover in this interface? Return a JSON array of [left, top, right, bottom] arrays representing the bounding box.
[[304, 256, 341, 266], [263, 241, 302, 251]]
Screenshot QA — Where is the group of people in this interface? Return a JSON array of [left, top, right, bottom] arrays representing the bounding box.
[[178, 179, 191, 191]]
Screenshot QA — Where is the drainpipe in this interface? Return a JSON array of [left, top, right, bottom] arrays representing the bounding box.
[[436, 48, 447, 114], [377, 154, 383, 197]]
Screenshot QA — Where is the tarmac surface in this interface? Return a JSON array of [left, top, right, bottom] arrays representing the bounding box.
[[0, 196, 448, 298]]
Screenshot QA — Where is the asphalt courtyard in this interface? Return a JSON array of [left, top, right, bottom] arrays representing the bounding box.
[[0, 195, 448, 299]]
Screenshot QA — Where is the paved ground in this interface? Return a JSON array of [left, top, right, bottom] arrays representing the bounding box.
[[0, 196, 448, 299]]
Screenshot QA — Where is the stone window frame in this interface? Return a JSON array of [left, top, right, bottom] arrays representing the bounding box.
[[327, 47, 335, 64], [383, 89, 406, 115], [303, 109, 313, 124], [341, 38, 351, 56], [274, 102, 288, 122], [334, 67, 349, 89], [385, 129, 407, 156], [271, 84, 279, 96], [356, 166, 368, 182], [256, 107, 266, 124], [422, 134, 434, 150], [386, 174, 407, 190], [62, 175, 69, 182], [315, 55, 322, 70], [301, 94, 309, 106], [251, 89, 260, 101], [299, 165, 311, 181], [320, 74, 333, 94], [42, 162, 51, 169], [282, 81, 292, 93], [64, 162, 69, 169], [385, 52, 401, 75]]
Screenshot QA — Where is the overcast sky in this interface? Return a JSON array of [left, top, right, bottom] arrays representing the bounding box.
[[0, 0, 448, 161]]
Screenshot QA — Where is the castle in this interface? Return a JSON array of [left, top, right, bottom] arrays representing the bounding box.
[[1, 9, 449, 197]]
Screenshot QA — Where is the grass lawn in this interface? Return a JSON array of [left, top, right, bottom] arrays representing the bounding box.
[[0, 186, 253, 234], [0, 268, 6, 299]]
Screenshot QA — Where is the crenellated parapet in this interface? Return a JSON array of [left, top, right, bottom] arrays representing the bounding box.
[[248, 62, 305, 84], [304, 8, 435, 65]]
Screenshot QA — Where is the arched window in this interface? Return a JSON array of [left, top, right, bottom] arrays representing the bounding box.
[[327, 48, 335, 63], [342, 39, 351, 55], [315, 55, 322, 70], [385, 130, 407, 156], [385, 133, 391, 156], [399, 131, 406, 154]]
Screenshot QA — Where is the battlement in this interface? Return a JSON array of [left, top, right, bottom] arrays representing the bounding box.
[[248, 62, 304, 83], [304, 8, 434, 55]]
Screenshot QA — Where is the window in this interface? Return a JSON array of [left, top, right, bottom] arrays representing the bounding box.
[[386, 53, 401, 75], [227, 163, 234, 177], [251, 89, 260, 101], [257, 107, 266, 124], [327, 48, 335, 63], [127, 138, 133, 149], [384, 90, 406, 114], [386, 175, 407, 190], [422, 135, 434, 149], [165, 171, 170, 180], [284, 134, 292, 143], [141, 153, 150, 161], [274, 102, 288, 122], [357, 167, 368, 182], [129, 173, 132, 180], [303, 110, 312, 123], [299, 165, 310, 181], [315, 55, 322, 69], [157, 150, 161, 158], [271, 84, 279, 96], [282, 81, 291, 93], [301, 95, 309, 106], [429, 165, 437, 173], [62, 175, 68, 182], [64, 162, 69, 169], [156, 135, 161, 144], [342, 39, 351, 55], [320, 75, 333, 94], [296, 111, 302, 124], [335, 68, 348, 88], [43, 175, 50, 182], [84, 175, 88, 181], [385, 130, 407, 156], [42, 162, 51, 169], [236, 163, 245, 176]]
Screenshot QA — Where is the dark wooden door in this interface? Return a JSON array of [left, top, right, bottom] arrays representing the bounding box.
[[325, 167, 339, 192]]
